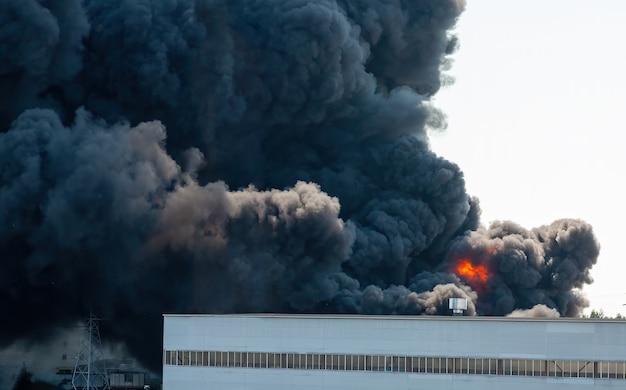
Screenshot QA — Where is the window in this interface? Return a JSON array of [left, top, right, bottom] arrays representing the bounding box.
[[477, 358, 485, 374], [164, 351, 171, 365], [600, 361, 610, 379], [329, 354, 337, 370], [521, 360, 533, 376], [501, 359, 511, 375], [209, 351, 217, 366], [614, 362, 626, 379], [161, 349, 626, 381], [381, 355, 387, 371], [456, 357, 464, 374], [562, 360, 571, 377], [365, 355, 374, 371], [357, 355, 365, 370], [396, 356, 405, 372], [417, 357, 426, 373]]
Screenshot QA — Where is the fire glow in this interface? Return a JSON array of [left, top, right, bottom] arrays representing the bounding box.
[[456, 259, 492, 286]]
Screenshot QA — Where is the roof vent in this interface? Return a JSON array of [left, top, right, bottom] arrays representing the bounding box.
[[449, 298, 468, 316]]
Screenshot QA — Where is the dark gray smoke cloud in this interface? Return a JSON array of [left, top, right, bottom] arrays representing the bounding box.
[[0, 0, 599, 371], [443, 220, 599, 317]]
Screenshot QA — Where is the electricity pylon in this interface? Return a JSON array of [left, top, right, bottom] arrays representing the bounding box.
[[72, 312, 110, 390]]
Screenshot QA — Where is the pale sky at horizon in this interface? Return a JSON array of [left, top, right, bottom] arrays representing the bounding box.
[[430, 0, 626, 316]]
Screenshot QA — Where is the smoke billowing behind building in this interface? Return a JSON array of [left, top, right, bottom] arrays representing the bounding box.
[[0, 0, 599, 371]]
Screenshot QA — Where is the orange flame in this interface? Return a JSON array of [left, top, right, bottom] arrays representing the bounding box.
[[455, 259, 492, 286]]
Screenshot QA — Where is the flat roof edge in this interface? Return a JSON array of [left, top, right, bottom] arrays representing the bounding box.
[[161, 313, 626, 324]]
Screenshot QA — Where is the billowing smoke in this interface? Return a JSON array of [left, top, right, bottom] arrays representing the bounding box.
[[507, 304, 560, 319], [0, 0, 599, 371]]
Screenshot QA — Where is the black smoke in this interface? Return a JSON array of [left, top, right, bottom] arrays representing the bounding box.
[[0, 0, 599, 371]]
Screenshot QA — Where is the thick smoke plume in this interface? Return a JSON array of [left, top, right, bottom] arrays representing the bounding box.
[[0, 0, 599, 371]]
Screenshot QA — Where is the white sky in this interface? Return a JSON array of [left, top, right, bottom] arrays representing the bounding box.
[[430, 0, 626, 316]]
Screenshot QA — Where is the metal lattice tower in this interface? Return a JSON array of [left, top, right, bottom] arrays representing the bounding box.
[[72, 313, 111, 390]]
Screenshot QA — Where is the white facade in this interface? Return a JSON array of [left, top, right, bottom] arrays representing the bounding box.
[[163, 314, 626, 389]]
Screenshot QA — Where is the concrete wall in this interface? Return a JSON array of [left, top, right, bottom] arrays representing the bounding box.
[[162, 314, 626, 389], [163, 366, 624, 390]]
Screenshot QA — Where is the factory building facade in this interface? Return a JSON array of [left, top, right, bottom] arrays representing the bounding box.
[[163, 314, 626, 389]]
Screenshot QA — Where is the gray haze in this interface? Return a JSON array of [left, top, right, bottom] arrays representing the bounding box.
[[0, 0, 599, 370]]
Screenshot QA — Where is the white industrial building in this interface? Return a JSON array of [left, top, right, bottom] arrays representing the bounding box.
[[163, 313, 626, 389]]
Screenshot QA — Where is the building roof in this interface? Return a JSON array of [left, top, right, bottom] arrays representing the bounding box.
[[162, 312, 626, 324]]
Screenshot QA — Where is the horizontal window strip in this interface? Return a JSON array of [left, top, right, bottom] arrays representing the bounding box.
[[163, 350, 626, 379]]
